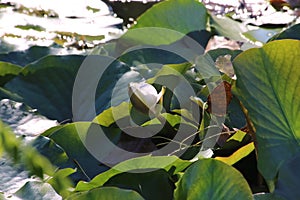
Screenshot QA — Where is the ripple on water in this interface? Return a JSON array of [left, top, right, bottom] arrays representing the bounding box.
[[0, 99, 58, 138], [0, 0, 124, 50]]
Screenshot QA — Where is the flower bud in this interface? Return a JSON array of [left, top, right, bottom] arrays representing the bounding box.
[[128, 82, 165, 116]]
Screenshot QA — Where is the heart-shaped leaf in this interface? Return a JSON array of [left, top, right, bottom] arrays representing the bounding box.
[[174, 158, 253, 200], [233, 39, 300, 182]]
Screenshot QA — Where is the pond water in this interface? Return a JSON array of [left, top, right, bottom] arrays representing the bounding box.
[[0, 0, 125, 51]]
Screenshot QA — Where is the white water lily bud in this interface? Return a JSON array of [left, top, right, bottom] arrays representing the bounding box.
[[128, 82, 165, 116]]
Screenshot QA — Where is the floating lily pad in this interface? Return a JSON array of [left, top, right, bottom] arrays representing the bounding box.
[[75, 155, 191, 191], [5, 55, 85, 122]]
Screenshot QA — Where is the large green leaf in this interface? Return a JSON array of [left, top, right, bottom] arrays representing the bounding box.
[[134, 0, 207, 31], [44, 122, 110, 180], [174, 158, 253, 200], [118, 0, 207, 47], [76, 155, 191, 191], [232, 39, 300, 182], [5, 55, 84, 122], [67, 187, 144, 200], [104, 169, 174, 200], [101, 30, 211, 70]]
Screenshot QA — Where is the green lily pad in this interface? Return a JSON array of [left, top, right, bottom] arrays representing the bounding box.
[[67, 187, 144, 200], [233, 39, 300, 183], [44, 122, 110, 180], [119, 0, 207, 47], [5, 55, 84, 122], [75, 155, 191, 191], [134, 0, 207, 31], [103, 169, 174, 200], [174, 158, 253, 200]]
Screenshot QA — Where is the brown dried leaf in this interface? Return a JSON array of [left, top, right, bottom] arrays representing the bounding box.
[[207, 81, 233, 116]]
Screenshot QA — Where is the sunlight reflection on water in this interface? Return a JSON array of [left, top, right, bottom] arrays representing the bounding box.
[[0, 0, 124, 50]]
